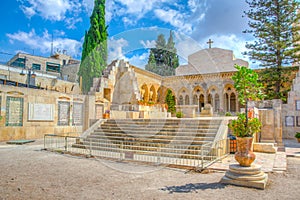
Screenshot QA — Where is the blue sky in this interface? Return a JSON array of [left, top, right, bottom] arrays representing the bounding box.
[[0, 0, 254, 68]]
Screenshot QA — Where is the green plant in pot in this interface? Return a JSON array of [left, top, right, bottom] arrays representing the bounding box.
[[295, 132, 300, 143], [228, 65, 264, 167]]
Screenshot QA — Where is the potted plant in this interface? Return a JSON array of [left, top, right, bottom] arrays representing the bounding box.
[[295, 132, 300, 143], [228, 65, 264, 167], [103, 110, 110, 119]]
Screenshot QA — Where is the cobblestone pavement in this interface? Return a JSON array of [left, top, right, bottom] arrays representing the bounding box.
[[0, 139, 299, 200]]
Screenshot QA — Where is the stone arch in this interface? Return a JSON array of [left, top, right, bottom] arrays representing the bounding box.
[[207, 85, 218, 112], [141, 84, 149, 102], [157, 86, 167, 103], [149, 85, 157, 102], [223, 84, 237, 112], [193, 86, 205, 112], [193, 95, 198, 105], [230, 93, 237, 112], [179, 95, 184, 105], [214, 93, 220, 112], [185, 95, 190, 105]]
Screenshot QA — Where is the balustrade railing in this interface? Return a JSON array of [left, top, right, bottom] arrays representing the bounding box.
[[44, 134, 229, 170]]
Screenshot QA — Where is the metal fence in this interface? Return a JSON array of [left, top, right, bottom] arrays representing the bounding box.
[[44, 134, 229, 170]]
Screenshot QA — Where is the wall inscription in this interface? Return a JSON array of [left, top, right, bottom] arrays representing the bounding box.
[[28, 103, 54, 121], [6, 97, 24, 126], [73, 103, 83, 126], [58, 101, 70, 126]]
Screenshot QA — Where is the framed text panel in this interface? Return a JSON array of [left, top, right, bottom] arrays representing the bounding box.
[[58, 101, 70, 126], [6, 96, 24, 126], [28, 103, 54, 121]]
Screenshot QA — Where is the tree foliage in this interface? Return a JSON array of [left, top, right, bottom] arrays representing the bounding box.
[[165, 89, 176, 114], [78, 0, 108, 94], [244, 0, 300, 100], [228, 65, 264, 137], [145, 31, 179, 76]]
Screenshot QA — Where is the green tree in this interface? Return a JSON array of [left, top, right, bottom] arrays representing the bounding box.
[[165, 89, 176, 114], [78, 0, 108, 94], [244, 0, 300, 101], [146, 31, 179, 76], [228, 65, 264, 137]]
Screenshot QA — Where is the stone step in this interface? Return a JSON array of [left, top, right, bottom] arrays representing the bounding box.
[[80, 141, 214, 157], [85, 135, 213, 144], [100, 124, 220, 130], [92, 132, 216, 139], [95, 128, 218, 135], [104, 120, 222, 125]]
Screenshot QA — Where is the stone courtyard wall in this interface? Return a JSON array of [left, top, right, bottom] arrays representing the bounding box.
[[0, 84, 95, 141]]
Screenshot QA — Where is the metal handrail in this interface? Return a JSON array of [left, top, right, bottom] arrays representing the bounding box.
[[44, 134, 229, 170]]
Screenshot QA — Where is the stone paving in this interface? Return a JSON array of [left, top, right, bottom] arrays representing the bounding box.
[[208, 139, 300, 172]]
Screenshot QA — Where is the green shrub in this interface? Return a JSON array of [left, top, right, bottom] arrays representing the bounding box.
[[176, 111, 184, 118], [295, 132, 300, 138]]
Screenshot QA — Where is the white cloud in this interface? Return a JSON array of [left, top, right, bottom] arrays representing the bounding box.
[[154, 9, 193, 34], [126, 52, 149, 68], [140, 40, 156, 49], [6, 29, 82, 57], [19, 0, 82, 28], [200, 34, 253, 65], [108, 37, 129, 63]]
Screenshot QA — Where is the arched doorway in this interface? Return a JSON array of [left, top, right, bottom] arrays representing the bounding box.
[[215, 93, 220, 112], [179, 95, 184, 105], [230, 93, 236, 112], [199, 94, 204, 112], [185, 95, 190, 105]]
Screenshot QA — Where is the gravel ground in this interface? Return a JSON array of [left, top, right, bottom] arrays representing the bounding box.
[[0, 140, 299, 200]]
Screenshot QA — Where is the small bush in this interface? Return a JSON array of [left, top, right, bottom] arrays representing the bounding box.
[[176, 111, 184, 118], [295, 132, 300, 138], [225, 112, 232, 116]]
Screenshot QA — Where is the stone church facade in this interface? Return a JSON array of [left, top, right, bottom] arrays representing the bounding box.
[[91, 48, 249, 116]]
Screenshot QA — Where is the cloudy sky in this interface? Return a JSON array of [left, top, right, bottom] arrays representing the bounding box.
[[0, 0, 255, 68]]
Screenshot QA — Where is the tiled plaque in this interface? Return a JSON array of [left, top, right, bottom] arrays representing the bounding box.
[[58, 101, 70, 126], [73, 103, 83, 126], [6, 97, 24, 126]]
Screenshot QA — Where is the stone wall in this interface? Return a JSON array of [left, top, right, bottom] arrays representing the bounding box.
[[282, 69, 300, 138], [0, 85, 95, 141]]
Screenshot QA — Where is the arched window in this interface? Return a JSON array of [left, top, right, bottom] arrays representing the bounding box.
[[179, 95, 184, 105], [185, 95, 189, 105]]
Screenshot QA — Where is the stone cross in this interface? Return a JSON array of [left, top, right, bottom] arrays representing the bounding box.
[[207, 39, 213, 48]]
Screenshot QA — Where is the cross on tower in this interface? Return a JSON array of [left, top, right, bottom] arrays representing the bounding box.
[[207, 39, 213, 49]]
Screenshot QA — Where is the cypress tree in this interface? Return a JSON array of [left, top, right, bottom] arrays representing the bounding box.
[[244, 0, 300, 101], [165, 89, 176, 114], [78, 0, 108, 94]]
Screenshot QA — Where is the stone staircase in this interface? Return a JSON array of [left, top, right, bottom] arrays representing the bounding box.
[[76, 118, 227, 168]]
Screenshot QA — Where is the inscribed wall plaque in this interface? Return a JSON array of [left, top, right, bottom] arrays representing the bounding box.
[[285, 116, 294, 127], [73, 103, 83, 126], [28, 103, 54, 121], [58, 101, 70, 126], [6, 97, 24, 126]]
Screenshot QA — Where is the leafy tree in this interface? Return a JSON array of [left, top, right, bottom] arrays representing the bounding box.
[[78, 0, 108, 93], [165, 89, 176, 114], [244, 0, 300, 101], [228, 65, 264, 137], [146, 31, 179, 76]]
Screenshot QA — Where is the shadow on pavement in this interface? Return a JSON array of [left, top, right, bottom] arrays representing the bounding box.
[[161, 182, 226, 193]]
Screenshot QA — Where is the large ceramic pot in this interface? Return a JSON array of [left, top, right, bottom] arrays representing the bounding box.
[[235, 137, 256, 167]]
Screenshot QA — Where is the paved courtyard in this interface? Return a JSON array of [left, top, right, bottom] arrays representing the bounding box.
[[0, 139, 299, 200]]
